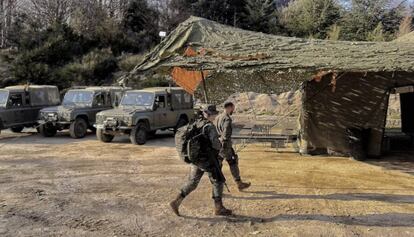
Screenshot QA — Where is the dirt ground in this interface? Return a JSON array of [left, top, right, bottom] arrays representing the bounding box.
[[0, 130, 413, 237]]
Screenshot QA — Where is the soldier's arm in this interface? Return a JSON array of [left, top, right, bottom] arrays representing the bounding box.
[[222, 117, 232, 141], [207, 125, 222, 151]]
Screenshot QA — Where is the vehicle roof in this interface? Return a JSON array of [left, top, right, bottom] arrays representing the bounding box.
[[69, 86, 128, 92], [3, 85, 58, 92], [127, 87, 184, 93]]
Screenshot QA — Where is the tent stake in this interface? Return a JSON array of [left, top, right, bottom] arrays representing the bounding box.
[[201, 70, 209, 104]]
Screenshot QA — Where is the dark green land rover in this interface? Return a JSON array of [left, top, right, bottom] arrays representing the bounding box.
[[0, 85, 60, 134], [38, 86, 128, 138], [95, 87, 194, 145]]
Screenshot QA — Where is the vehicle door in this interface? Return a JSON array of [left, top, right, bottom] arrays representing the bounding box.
[[22, 91, 39, 123], [169, 91, 180, 124], [5, 92, 25, 127], [90, 92, 109, 124], [153, 94, 176, 129]]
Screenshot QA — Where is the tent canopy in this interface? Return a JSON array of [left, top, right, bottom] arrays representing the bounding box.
[[134, 17, 414, 74]]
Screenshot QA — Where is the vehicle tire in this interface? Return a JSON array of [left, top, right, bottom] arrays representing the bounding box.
[[10, 126, 24, 133], [96, 128, 114, 143], [174, 116, 188, 133], [130, 122, 148, 145], [39, 124, 57, 137], [69, 118, 88, 139]]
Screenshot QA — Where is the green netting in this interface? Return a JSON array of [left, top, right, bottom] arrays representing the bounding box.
[[133, 17, 414, 74]]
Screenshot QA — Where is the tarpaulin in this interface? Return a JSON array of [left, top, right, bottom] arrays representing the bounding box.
[[171, 67, 208, 95]]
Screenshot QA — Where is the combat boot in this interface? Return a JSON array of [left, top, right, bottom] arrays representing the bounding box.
[[169, 193, 185, 216], [214, 198, 232, 216], [236, 180, 251, 191]]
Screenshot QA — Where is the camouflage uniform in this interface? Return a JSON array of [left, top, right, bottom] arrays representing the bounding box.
[[215, 112, 241, 181], [179, 118, 224, 200], [171, 105, 232, 217]]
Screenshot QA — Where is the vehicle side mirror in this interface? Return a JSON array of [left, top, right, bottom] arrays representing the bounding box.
[[153, 104, 158, 111]]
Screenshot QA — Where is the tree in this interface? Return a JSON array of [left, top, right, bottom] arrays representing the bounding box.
[[340, 0, 406, 41], [242, 0, 279, 34], [122, 0, 159, 52], [281, 0, 341, 38], [156, 0, 188, 32], [12, 23, 92, 87], [165, 0, 247, 28], [0, 0, 18, 48], [25, 0, 74, 26]]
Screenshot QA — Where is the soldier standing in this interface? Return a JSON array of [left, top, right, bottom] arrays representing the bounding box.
[[215, 101, 251, 191], [170, 105, 233, 216]]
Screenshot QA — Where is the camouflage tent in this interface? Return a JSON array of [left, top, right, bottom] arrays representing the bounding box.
[[132, 17, 414, 157]]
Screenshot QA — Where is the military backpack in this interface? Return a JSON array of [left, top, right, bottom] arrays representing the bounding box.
[[175, 120, 210, 164]]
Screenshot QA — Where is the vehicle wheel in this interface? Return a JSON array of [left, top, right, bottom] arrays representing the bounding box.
[[174, 116, 188, 133], [10, 126, 24, 133], [39, 124, 57, 137], [96, 128, 114, 143], [69, 118, 88, 139], [130, 122, 148, 145]]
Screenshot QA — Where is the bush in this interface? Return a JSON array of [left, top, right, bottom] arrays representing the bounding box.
[[281, 0, 341, 39], [118, 54, 144, 72], [12, 23, 93, 87], [140, 76, 170, 88], [55, 48, 119, 87]]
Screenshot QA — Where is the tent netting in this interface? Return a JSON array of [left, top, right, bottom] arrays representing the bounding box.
[[133, 17, 414, 74], [128, 17, 414, 156]]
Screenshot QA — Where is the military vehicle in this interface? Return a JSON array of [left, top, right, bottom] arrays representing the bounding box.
[[38, 86, 127, 138], [95, 87, 194, 145], [0, 85, 60, 134]]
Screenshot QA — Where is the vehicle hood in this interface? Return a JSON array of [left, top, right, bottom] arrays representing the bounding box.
[[40, 105, 77, 114], [99, 107, 148, 117]]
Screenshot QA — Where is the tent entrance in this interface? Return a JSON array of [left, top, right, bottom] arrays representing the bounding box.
[[383, 86, 414, 152]]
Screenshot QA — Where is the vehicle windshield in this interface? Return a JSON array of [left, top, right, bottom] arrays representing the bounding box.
[[0, 90, 8, 107], [120, 92, 154, 107], [63, 91, 94, 106]]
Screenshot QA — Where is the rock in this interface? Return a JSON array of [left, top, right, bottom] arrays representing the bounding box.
[[226, 91, 302, 116]]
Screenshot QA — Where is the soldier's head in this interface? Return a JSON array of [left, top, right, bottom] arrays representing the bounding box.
[[224, 101, 235, 115], [203, 104, 219, 122]]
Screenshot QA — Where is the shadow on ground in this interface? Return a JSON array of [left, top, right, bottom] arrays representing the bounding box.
[[0, 130, 176, 148], [365, 151, 414, 175], [227, 191, 414, 204], [182, 212, 414, 227]]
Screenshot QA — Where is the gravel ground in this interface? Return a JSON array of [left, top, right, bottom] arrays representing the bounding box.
[[0, 129, 413, 237]]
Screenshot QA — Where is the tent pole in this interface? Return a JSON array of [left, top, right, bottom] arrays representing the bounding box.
[[201, 70, 209, 104]]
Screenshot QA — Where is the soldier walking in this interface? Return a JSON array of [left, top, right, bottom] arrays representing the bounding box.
[[215, 101, 251, 191], [170, 105, 233, 216]]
